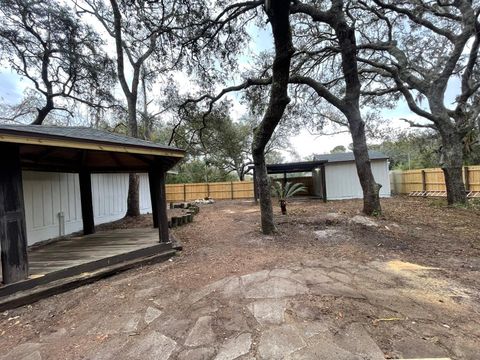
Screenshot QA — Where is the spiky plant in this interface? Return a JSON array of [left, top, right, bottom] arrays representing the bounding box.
[[271, 181, 307, 215]]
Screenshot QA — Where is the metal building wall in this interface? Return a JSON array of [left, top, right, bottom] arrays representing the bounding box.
[[313, 159, 391, 200]]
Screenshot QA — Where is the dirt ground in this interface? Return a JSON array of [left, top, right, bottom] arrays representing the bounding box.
[[1, 196, 479, 359]]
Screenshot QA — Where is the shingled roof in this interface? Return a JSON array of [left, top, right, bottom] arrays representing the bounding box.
[[0, 124, 184, 172], [314, 150, 388, 163], [0, 124, 181, 153]]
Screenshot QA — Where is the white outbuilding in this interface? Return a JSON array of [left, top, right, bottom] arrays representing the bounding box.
[[312, 151, 390, 200]]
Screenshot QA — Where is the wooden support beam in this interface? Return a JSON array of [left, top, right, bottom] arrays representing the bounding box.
[[421, 170, 427, 193], [79, 170, 95, 235], [321, 164, 327, 202], [149, 169, 159, 229], [149, 166, 169, 243], [0, 143, 29, 284], [464, 166, 470, 192]]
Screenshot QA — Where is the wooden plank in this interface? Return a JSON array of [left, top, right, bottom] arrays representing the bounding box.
[[0, 247, 176, 311], [157, 168, 169, 243], [79, 170, 95, 235], [148, 169, 160, 229], [421, 170, 426, 192], [464, 166, 470, 191], [0, 133, 184, 158], [0, 143, 29, 284], [321, 164, 327, 202]]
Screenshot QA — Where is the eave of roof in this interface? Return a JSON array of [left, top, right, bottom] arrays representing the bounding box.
[[313, 151, 388, 163], [248, 160, 328, 174], [0, 125, 184, 158]]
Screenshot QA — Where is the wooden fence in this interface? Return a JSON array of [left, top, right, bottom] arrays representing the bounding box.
[[166, 181, 254, 202], [165, 176, 313, 202], [390, 166, 480, 194]]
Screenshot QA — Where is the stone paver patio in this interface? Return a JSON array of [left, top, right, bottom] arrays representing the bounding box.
[[2, 256, 477, 360]]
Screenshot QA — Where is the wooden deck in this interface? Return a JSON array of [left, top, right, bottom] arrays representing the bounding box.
[[0, 228, 176, 308], [27, 228, 161, 277]]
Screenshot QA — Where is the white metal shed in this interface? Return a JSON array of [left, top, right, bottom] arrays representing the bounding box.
[[312, 151, 390, 200]]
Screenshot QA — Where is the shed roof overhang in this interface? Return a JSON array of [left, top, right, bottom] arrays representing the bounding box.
[[249, 160, 328, 175], [0, 125, 185, 173]]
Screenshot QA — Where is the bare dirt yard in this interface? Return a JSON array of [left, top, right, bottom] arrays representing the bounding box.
[[1, 196, 479, 359]]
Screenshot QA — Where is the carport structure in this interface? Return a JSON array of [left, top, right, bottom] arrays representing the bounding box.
[[250, 160, 328, 202], [0, 125, 184, 286]]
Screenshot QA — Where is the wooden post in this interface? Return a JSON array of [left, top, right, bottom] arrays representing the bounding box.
[[321, 164, 327, 203], [148, 170, 159, 228], [253, 169, 258, 203], [421, 170, 427, 193], [150, 166, 169, 243], [231, 181, 234, 200], [207, 183, 210, 199], [79, 170, 95, 235], [464, 166, 470, 192], [0, 143, 29, 284], [283, 171, 287, 186], [183, 183, 187, 201]]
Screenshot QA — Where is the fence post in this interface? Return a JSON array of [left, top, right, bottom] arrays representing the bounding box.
[[231, 181, 234, 200], [464, 166, 470, 192], [421, 170, 426, 193], [183, 183, 186, 201], [207, 183, 210, 198]]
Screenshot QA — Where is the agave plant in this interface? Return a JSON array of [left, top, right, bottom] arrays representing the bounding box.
[[271, 181, 307, 215]]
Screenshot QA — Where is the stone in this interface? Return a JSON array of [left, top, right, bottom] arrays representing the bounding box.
[[215, 333, 252, 360], [124, 331, 176, 360], [144, 306, 163, 325], [134, 286, 163, 299], [269, 269, 293, 278], [314, 229, 340, 240], [309, 282, 364, 299], [392, 336, 451, 359], [350, 215, 378, 227], [324, 212, 344, 223], [39, 328, 67, 341], [222, 277, 243, 298], [257, 324, 306, 360], [185, 316, 215, 347], [86, 312, 141, 335], [247, 299, 286, 325], [333, 323, 385, 360], [289, 268, 331, 285], [0, 343, 41, 360], [327, 271, 352, 284], [177, 348, 216, 360], [287, 336, 361, 360], [240, 270, 269, 286], [294, 321, 330, 338], [189, 277, 233, 304], [21, 352, 42, 360], [244, 277, 308, 299]]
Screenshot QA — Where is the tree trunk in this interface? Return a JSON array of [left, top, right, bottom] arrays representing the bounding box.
[[333, 8, 382, 215], [31, 97, 54, 125], [252, 0, 293, 234], [126, 173, 141, 217], [126, 98, 141, 216], [440, 131, 466, 204], [348, 110, 382, 214]]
